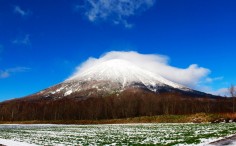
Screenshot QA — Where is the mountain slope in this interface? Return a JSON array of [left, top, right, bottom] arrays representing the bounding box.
[[29, 59, 199, 100]]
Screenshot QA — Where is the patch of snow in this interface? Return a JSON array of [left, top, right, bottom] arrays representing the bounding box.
[[64, 90, 73, 96], [226, 141, 236, 146], [0, 138, 36, 146], [55, 86, 65, 92], [50, 91, 55, 94]]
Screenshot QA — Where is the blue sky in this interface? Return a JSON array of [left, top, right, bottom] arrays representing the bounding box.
[[0, 0, 236, 101]]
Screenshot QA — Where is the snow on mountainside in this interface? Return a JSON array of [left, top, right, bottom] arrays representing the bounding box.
[[34, 59, 193, 99], [68, 59, 189, 90]]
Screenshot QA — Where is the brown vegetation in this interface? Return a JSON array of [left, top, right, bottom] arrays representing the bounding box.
[[0, 113, 236, 124], [0, 89, 235, 122]]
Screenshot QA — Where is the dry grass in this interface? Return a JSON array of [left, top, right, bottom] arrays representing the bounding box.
[[1, 113, 236, 124]]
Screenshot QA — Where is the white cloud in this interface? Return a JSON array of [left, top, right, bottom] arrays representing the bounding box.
[[14, 6, 31, 17], [77, 0, 155, 28], [69, 51, 215, 90], [0, 67, 30, 79], [12, 34, 31, 46], [210, 88, 229, 97]]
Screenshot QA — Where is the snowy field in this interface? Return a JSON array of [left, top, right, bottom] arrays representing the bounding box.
[[0, 123, 236, 145]]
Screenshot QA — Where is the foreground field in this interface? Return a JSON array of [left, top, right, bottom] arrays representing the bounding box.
[[1, 123, 236, 145]]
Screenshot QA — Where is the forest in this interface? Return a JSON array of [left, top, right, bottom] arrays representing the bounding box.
[[0, 89, 234, 121]]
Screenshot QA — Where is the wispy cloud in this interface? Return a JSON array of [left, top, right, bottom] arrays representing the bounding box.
[[0, 67, 30, 79], [204, 76, 224, 83], [14, 6, 31, 17], [12, 34, 31, 46], [77, 0, 155, 28]]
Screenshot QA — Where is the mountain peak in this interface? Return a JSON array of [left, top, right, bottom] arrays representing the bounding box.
[[67, 59, 187, 90], [32, 59, 193, 99]]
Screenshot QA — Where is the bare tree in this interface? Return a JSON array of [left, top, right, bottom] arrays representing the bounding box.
[[229, 84, 236, 112]]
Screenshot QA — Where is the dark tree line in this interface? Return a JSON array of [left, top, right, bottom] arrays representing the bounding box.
[[0, 90, 234, 121]]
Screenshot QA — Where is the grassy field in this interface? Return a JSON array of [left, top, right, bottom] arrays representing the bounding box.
[[1, 123, 236, 145]]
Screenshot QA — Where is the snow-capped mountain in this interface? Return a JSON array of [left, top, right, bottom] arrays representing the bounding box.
[[0, 59, 221, 121], [30, 59, 196, 99]]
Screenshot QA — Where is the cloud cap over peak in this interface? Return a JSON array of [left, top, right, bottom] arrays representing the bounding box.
[[69, 51, 212, 90]]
